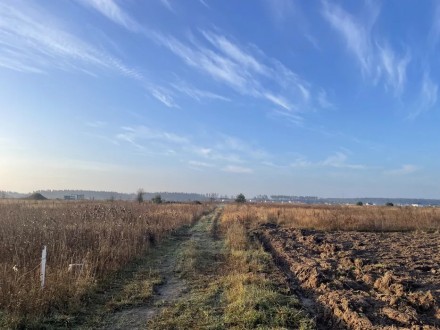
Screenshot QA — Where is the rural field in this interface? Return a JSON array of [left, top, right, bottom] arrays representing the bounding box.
[[1, 200, 439, 329]]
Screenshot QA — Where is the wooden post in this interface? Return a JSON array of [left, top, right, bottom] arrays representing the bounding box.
[[41, 245, 47, 288]]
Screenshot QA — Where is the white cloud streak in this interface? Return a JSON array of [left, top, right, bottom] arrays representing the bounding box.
[[321, 152, 366, 170], [377, 44, 410, 95], [322, 1, 410, 96], [78, 0, 332, 117], [429, 3, 440, 49], [147, 86, 179, 108], [160, 0, 175, 12], [151, 30, 323, 115], [171, 81, 230, 102], [116, 126, 189, 149], [317, 90, 334, 109], [114, 126, 268, 171], [188, 160, 213, 168], [408, 72, 438, 119], [76, 0, 142, 32], [0, 1, 143, 79], [385, 164, 418, 175], [222, 165, 253, 174], [322, 1, 374, 74]]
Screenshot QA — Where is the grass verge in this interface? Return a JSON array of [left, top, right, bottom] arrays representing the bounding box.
[[147, 207, 314, 329]]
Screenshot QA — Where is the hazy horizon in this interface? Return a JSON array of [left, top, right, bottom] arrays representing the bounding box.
[[1, 1, 440, 198], [5, 188, 440, 201]]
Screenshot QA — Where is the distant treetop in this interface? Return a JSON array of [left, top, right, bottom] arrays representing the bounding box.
[[235, 193, 246, 203]]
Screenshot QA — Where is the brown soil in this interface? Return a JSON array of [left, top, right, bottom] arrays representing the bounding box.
[[256, 224, 440, 329]]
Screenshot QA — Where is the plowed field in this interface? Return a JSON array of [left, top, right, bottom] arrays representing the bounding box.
[[257, 224, 440, 329]]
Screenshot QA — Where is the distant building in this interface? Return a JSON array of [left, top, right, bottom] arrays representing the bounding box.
[[64, 194, 85, 200]]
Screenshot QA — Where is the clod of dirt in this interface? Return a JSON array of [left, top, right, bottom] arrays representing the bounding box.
[[354, 258, 363, 269], [374, 271, 395, 294], [408, 291, 436, 311], [362, 274, 374, 286], [382, 307, 413, 325]]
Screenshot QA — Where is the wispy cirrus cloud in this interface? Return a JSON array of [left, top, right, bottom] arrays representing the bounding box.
[[377, 43, 411, 96], [263, 0, 296, 25], [78, 0, 332, 119], [0, 1, 143, 80], [147, 79, 229, 108], [85, 120, 107, 128], [171, 81, 230, 102], [317, 90, 334, 109], [116, 126, 189, 149], [321, 152, 367, 170], [159, 0, 174, 12], [114, 125, 272, 173], [384, 164, 418, 175], [261, 150, 370, 172], [75, 0, 142, 32], [322, 1, 376, 74], [408, 71, 438, 119], [269, 109, 304, 126], [216, 135, 269, 160], [222, 165, 253, 174], [199, 0, 209, 8], [188, 160, 213, 168], [429, 3, 440, 49], [419, 72, 438, 108], [151, 29, 324, 116], [322, 1, 410, 96], [289, 156, 313, 168], [263, 0, 319, 49], [147, 86, 179, 108], [287, 152, 367, 170]]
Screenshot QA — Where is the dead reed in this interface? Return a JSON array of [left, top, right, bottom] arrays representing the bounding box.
[[0, 200, 211, 327]]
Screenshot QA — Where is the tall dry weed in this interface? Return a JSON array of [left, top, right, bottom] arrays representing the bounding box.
[[0, 200, 212, 326]]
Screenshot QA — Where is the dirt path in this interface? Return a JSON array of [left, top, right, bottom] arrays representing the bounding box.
[[74, 207, 222, 330], [72, 207, 313, 329]]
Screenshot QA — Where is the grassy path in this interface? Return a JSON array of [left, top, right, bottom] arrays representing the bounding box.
[[69, 208, 221, 329], [145, 206, 226, 329], [70, 207, 313, 329]]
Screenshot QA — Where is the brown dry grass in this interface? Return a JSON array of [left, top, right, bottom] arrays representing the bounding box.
[[0, 200, 212, 327], [222, 203, 440, 231]]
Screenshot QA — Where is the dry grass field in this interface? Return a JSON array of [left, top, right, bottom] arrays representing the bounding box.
[[0, 200, 212, 328], [222, 203, 440, 231], [3, 201, 440, 329]]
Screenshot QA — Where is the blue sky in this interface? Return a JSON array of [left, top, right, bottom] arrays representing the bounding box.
[[1, 0, 439, 198]]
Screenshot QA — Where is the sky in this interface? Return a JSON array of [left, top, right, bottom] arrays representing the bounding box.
[[1, 0, 440, 198]]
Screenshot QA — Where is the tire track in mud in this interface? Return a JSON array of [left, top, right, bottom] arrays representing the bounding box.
[[255, 223, 440, 330]]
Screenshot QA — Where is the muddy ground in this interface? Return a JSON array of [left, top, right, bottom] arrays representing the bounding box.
[[256, 224, 440, 329]]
